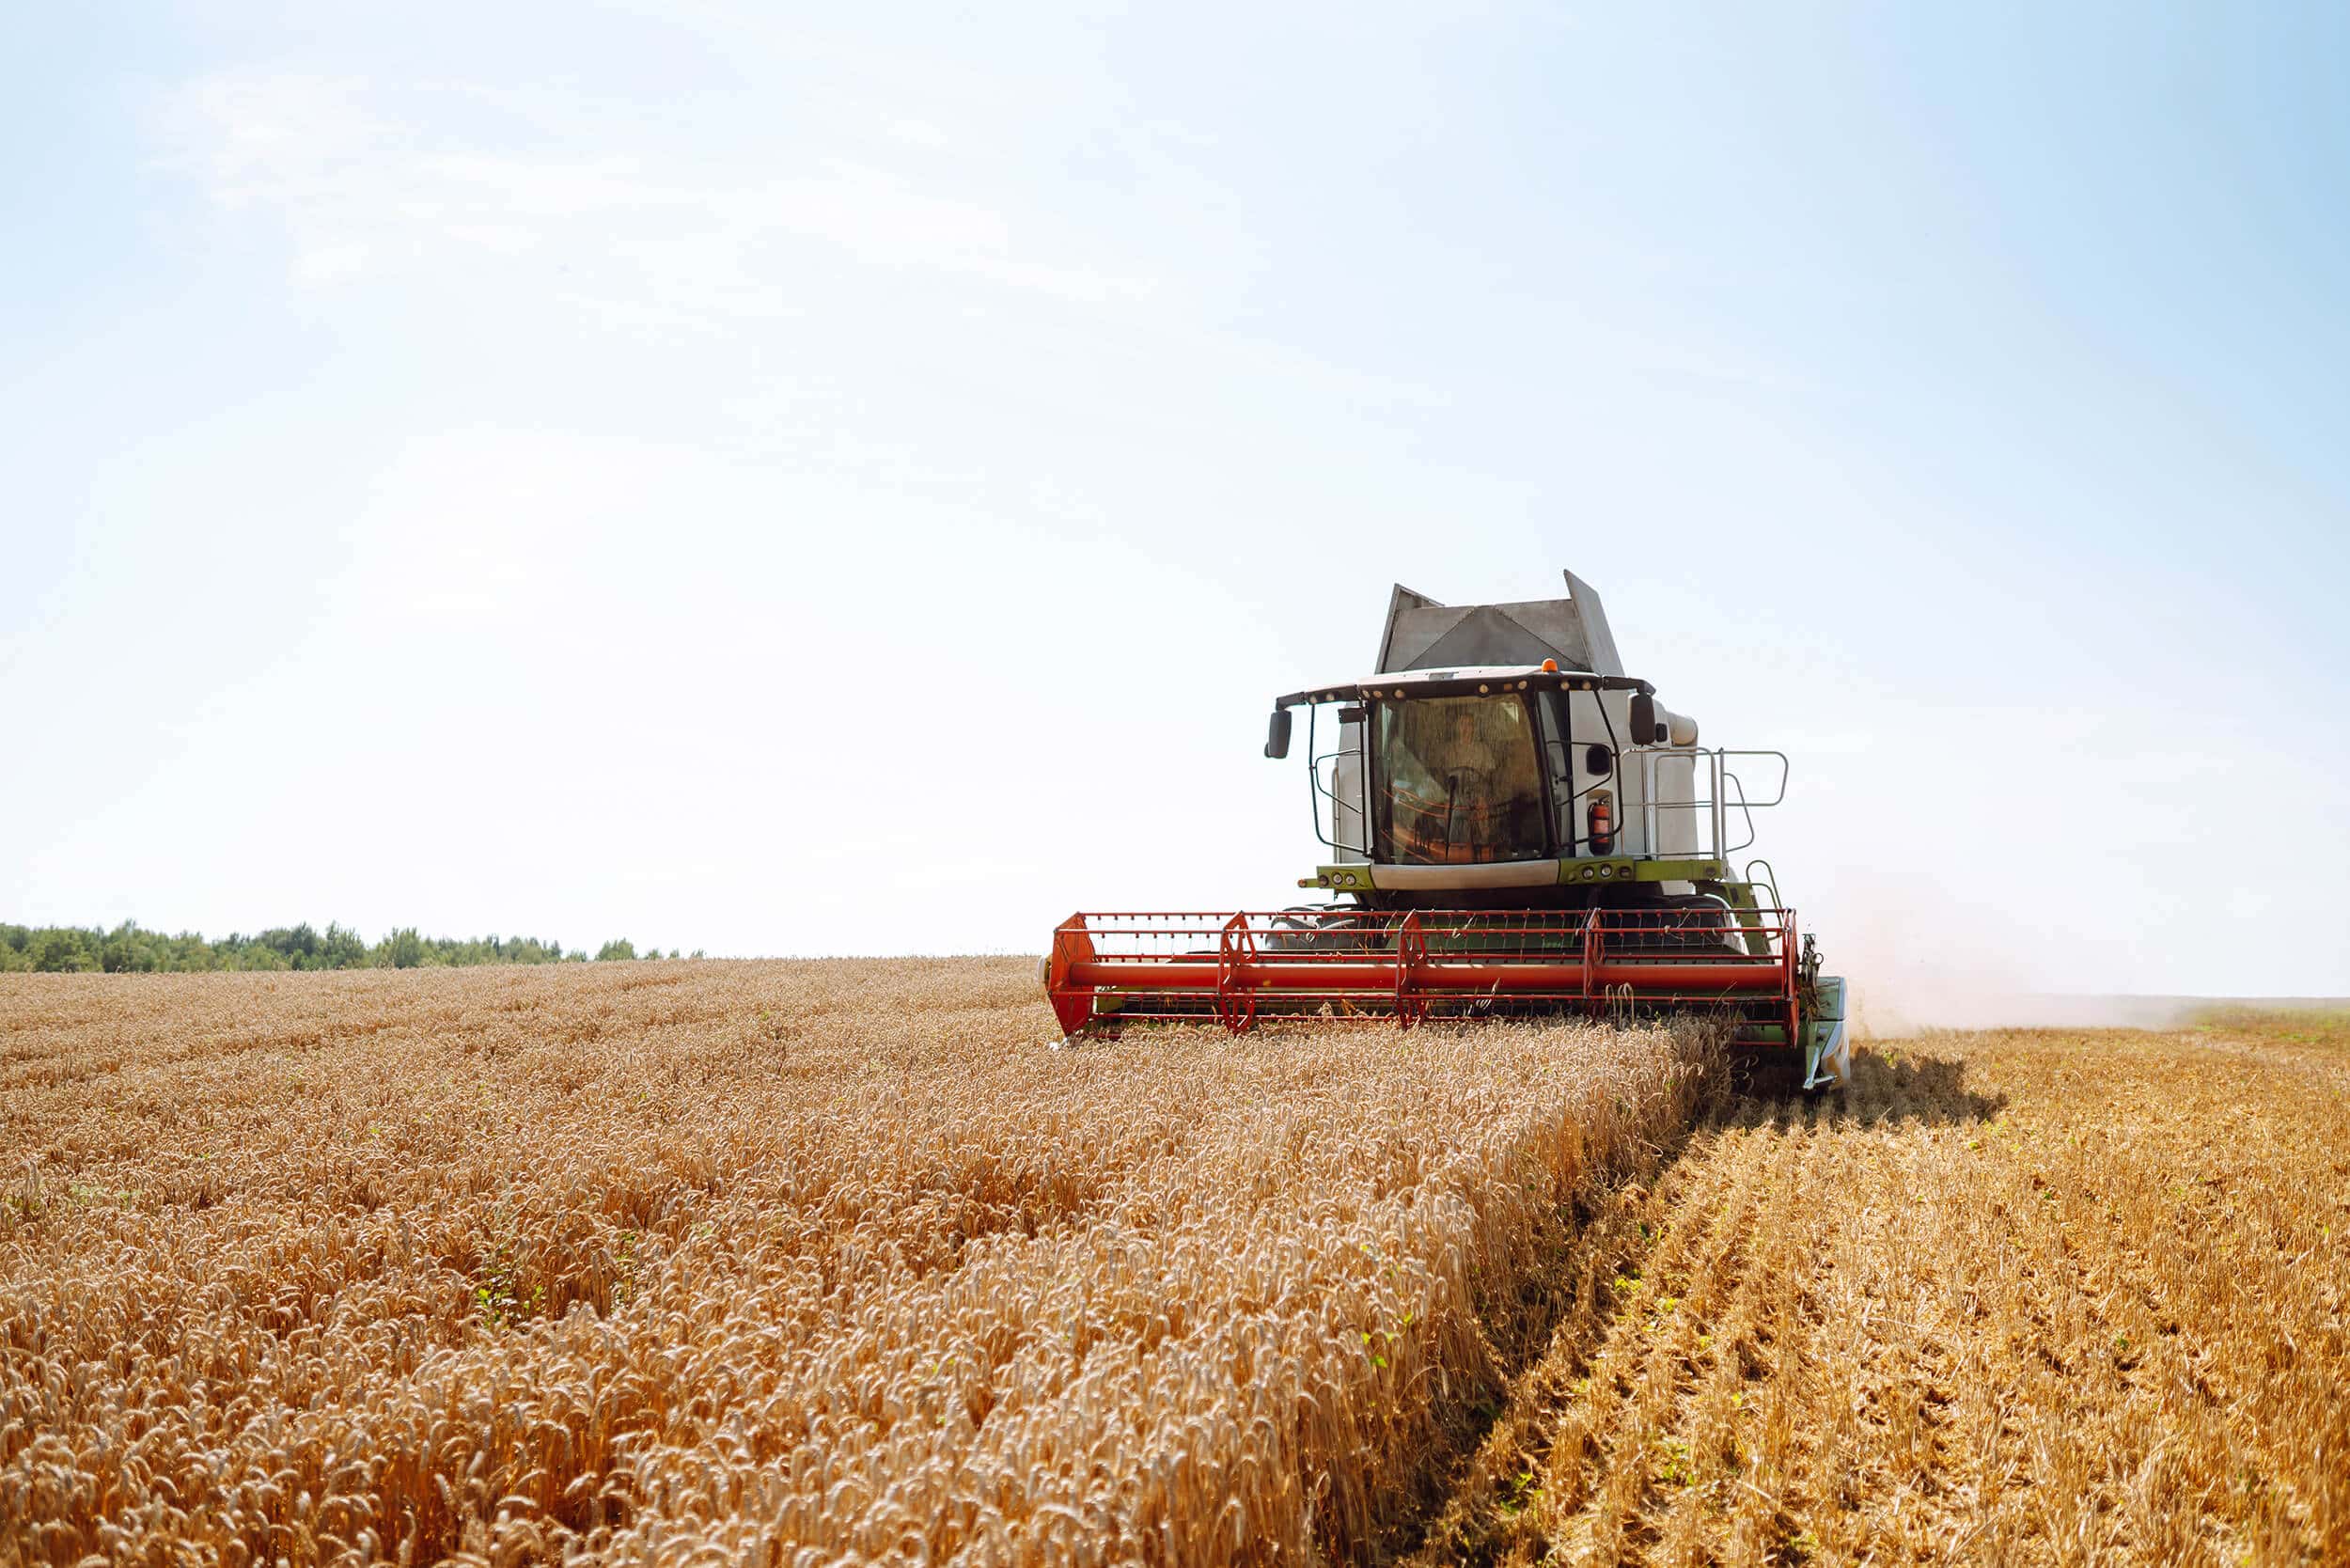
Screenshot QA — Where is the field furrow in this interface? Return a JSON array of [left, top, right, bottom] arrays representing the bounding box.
[[1422, 1016, 2350, 1565]]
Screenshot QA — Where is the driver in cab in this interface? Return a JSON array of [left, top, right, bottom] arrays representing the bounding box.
[[1446, 707, 1498, 777], [1385, 701, 1543, 864]]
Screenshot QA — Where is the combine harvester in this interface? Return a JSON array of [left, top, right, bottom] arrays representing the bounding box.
[[1041, 572, 1851, 1090]]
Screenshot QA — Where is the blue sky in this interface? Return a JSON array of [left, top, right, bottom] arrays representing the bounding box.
[[4, 3, 2345, 1005]]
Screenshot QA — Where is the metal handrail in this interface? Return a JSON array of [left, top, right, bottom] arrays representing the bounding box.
[[1635, 747, 1793, 860], [1719, 750, 1789, 807], [1312, 751, 1372, 855], [1308, 703, 1371, 855], [1635, 749, 1710, 857], [1722, 769, 1759, 855]]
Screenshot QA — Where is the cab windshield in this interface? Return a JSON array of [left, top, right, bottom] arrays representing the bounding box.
[[1371, 695, 1548, 863]]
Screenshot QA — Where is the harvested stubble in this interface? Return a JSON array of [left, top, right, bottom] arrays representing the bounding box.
[[1414, 1009, 2350, 1565], [0, 960, 1712, 1565]]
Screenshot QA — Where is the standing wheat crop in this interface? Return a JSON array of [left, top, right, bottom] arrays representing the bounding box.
[[0, 958, 1713, 1565]]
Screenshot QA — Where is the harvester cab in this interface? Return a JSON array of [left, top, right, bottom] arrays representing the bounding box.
[[1042, 571, 1852, 1090]]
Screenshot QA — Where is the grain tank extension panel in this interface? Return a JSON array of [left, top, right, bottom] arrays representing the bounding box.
[[1377, 570, 1624, 677]]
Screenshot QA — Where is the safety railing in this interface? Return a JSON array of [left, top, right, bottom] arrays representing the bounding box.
[[1635, 748, 1789, 858], [1305, 705, 1372, 856]]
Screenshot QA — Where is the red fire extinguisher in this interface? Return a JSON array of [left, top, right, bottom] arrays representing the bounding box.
[[1588, 791, 1615, 855]]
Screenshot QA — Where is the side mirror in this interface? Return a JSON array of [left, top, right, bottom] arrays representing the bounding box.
[[1264, 708, 1293, 760], [1628, 693, 1657, 745]]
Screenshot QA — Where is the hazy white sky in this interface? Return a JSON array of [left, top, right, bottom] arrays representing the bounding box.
[[6, 2, 2346, 999]]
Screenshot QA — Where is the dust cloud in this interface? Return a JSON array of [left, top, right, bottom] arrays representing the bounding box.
[[1848, 973, 2194, 1039], [1825, 879, 2195, 1038]]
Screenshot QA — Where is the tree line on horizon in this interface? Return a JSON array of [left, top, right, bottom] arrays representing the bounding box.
[[0, 921, 698, 974]]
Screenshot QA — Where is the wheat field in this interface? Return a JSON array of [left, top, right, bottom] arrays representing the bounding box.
[[0, 961, 1709, 1566], [8, 965, 2343, 1566]]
